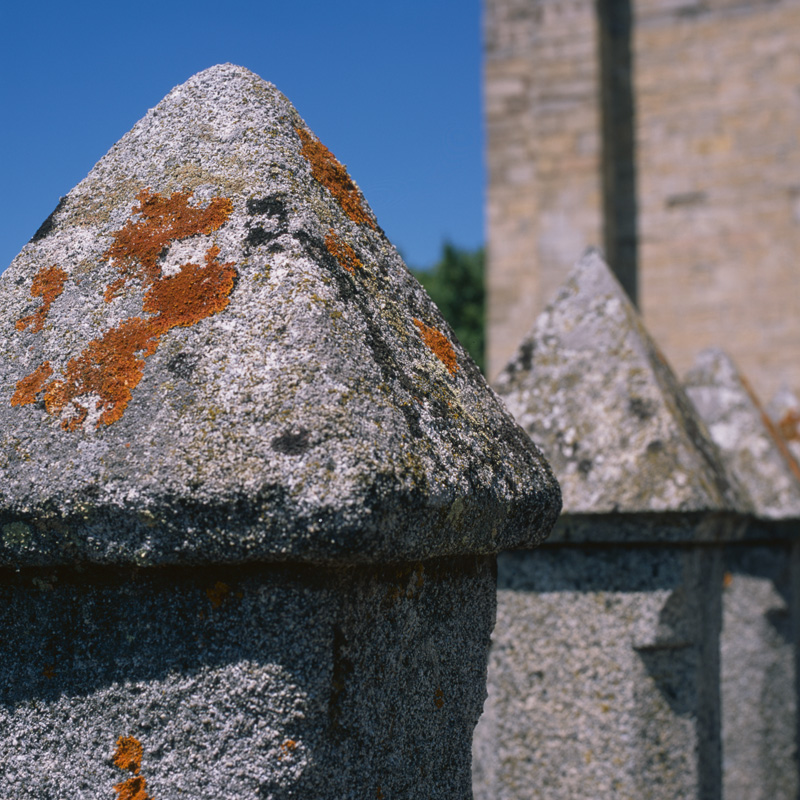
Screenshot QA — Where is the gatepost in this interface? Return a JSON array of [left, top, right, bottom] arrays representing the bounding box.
[[0, 65, 561, 799], [684, 349, 800, 800], [473, 251, 746, 800]]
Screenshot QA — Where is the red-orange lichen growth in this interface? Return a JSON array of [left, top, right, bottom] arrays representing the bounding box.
[[413, 319, 459, 376], [104, 189, 233, 301], [295, 127, 375, 229], [324, 229, 362, 274], [11, 361, 53, 407], [739, 372, 800, 483], [278, 739, 298, 760], [113, 737, 144, 773], [112, 736, 153, 800], [778, 409, 800, 442], [723, 571, 734, 589], [12, 189, 236, 431], [16, 265, 68, 332], [434, 687, 445, 709]]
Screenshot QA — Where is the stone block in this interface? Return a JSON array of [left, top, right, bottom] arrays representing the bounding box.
[[684, 349, 800, 799], [0, 64, 561, 797], [475, 252, 744, 799]]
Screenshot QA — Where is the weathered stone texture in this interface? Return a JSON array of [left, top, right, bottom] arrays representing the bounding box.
[[494, 252, 740, 517], [718, 544, 800, 800], [485, 0, 800, 398], [683, 349, 800, 799], [0, 557, 496, 800], [474, 546, 722, 800], [475, 252, 741, 799], [684, 348, 800, 520], [0, 64, 560, 568], [0, 65, 562, 798]]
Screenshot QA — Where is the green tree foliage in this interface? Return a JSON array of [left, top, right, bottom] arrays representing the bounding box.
[[411, 243, 485, 374]]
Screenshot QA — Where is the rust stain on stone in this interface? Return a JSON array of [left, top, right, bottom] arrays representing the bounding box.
[[112, 736, 153, 800], [324, 229, 362, 274], [12, 190, 236, 431], [295, 127, 375, 229], [413, 319, 459, 376], [16, 265, 68, 332]]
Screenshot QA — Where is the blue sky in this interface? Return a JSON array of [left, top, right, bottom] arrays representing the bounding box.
[[1, 1, 483, 273]]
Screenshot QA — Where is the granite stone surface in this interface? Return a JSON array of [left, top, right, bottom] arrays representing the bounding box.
[[474, 546, 722, 800], [683, 349, 800, 799], [0, 556, 496, 799], [494, 250, 742, 524], [0, 64, 560, 567], [719, 544, 800, 800], [684, 348, 800, 521], [475, 252, 741, 799], [0, 65, 563, 799]]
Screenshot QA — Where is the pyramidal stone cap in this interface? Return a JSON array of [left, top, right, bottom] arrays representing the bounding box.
[[494, 250, 743, 520], [684, 349, 800, 520], [0, 64, 560, 567]]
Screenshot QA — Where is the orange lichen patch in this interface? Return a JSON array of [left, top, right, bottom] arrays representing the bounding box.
[[434, 687, 444, 709], [142, 246, 236, 326], [723, 572, 733, 589], [739, 372, 800, 483], [278, 739, 297, 760], [206, 580, 230, 608], [11, 361, 53, 407], [413, 319, 459, 376], [112, 737, 153, 800], [324, 229, 362, 274], [16, 265, 68, 332], [103, 189, 233, 301], [113, 776, 152, 800], [778, 409, 800, 442], [295, 127, 375, 229], [12, 190, 236, 430], [114, 736, 144, 772]]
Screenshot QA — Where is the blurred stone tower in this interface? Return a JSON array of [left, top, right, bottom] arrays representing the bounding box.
[[485, 0, 800, 397]]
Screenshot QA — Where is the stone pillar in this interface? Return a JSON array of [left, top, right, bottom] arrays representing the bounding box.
[[0, 65, 561, 799], [684, 349, 800, 800], [474, 252, 745, 800]]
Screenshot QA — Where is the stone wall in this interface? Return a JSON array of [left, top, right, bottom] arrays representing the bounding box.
[[485, 0, 800, 399]]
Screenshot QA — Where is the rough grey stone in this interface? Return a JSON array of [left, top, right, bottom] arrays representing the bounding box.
[[0, 65, 562, 798], [494, 250, 742, 524], [0, 63, 560, 568], [684, 348, 800, 521], [768, 385, 800, 467], [0, 557, 495, 799], [474, 546, 722, 800], [683, 349, 800, 799], [718, 544, 800, 800], [475, 252, 742, 799]]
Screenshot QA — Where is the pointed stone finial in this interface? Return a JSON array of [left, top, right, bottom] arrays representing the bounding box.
[[684, 349, 800, 520], [0, 64, 560, 566], [494, 249, 743, 524]]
